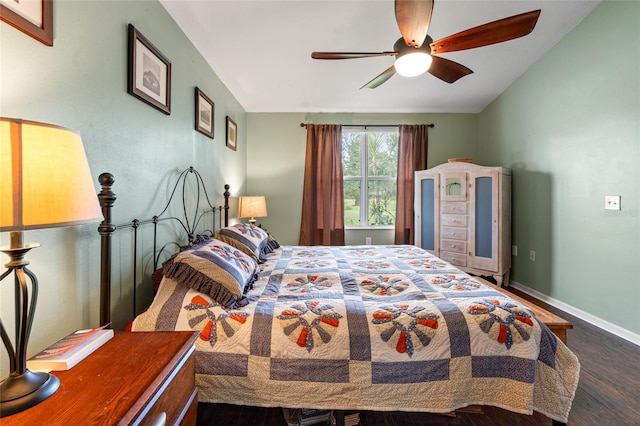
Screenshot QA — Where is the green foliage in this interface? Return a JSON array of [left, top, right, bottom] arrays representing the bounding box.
[[367, 132, 398, 177], [368, 180, 396, 225], [344, 198, 361, 226]]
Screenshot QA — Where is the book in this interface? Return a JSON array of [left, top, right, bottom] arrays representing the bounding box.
[[27, 326, 114, 372]]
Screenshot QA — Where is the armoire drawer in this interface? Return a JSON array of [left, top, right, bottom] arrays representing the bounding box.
[[441, 214, 467, 227], [440, 251, 467, 267], [441, 239, 467, 254], [441, 226, 467, 241], [441, 202, 467, 215]]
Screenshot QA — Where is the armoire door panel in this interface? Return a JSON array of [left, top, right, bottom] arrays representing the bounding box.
[[415, 173, 440, 253], [474, 176, 493, 258], [441, 172, 467, 202], [468, 170, 499, 272]]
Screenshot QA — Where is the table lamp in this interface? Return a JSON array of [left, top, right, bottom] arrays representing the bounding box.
[[238, 196, 267, 225], [0, 117, 103, 417]]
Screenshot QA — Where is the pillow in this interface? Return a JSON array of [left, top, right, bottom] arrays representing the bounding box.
[[216, 223, 271, 262], [152, 234, 214, 292], [162, 238, 257, 308], [263, 234, 281, 256]]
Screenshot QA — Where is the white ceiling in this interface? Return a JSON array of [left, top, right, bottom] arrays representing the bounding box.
[[160, 0, 600, 113]]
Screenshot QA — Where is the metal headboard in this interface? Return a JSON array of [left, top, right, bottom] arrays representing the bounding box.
[[97, 166, 230, 326]]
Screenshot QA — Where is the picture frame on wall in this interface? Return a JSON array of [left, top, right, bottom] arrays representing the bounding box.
[[127, 24, 171, 115], [226, 116, 237, 151], [195, 87, 214, 139], [0, 0, 53, 46]]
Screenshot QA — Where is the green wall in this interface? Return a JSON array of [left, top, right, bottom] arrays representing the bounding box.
[[477, 1, 639, 335], [0, 0, 246, 374], [246, 113, 478, 245]]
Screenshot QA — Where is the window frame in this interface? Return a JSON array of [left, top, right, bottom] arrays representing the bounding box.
[[342, 127, 398, 229]]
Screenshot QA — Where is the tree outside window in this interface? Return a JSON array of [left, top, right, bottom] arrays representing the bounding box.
[[342, 129, 398, 227]]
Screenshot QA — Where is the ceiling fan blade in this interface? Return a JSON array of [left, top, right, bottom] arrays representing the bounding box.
[[312, 52, 396, 60], [430, 10, 541, 54], [360, 65, 397, 89], [428, 56, 473, 84], [395, 0, 434, 48]]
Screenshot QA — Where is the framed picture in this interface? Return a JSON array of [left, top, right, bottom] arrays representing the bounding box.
[[0, 0, 53, 46], [195, 87, 214, 139], [226, 116, 237, 151], [127, 24, 171, 115]]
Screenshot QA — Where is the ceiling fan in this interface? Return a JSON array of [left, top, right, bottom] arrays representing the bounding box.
[[311, 0, 541, 89]]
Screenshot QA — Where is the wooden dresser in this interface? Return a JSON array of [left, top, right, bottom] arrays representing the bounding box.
[[3, 331, 198, 425]]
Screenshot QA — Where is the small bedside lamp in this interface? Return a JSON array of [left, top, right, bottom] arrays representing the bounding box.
[[238, 196, 267, 225], [0, 118, 103, 416]]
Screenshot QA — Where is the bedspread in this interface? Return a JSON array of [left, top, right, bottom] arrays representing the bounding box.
[[132, 245, 579, 422]]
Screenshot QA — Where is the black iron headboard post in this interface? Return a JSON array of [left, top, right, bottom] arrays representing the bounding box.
[[98, 173, 116, 327], [224, 184, 230, 227]]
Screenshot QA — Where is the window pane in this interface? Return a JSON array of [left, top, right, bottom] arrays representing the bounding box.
[[368, 180, 396, 226], [341, 132, 362, 177], [344, 180, 362, 226], [367, 132, 398, 177]]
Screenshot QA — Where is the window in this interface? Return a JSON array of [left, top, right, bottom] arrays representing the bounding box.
[[342, 128, 398, 227]]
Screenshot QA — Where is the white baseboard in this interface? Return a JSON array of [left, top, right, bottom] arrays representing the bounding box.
[[509, 280, 640, 347]]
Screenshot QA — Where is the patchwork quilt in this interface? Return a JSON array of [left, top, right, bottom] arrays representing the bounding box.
[[132, 245, 580, 422]]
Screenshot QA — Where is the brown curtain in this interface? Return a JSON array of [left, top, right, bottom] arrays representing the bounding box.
[[394, 124, 429, 245], [299, 124, 345, 245]]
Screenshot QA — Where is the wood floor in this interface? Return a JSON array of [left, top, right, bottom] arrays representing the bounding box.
[[196, 288, 640, 425]]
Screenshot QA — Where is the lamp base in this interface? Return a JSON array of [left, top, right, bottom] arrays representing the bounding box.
[[0, 370, 60, 417]]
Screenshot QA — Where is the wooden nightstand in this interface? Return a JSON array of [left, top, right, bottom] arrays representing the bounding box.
[[2, 331, 198, 425]]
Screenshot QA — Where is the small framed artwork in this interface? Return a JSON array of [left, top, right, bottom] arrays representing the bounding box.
[[226, 116, 237, 151], [127, 24, 171, 115], [195, 87, 214, 139], [0, 0, 53, 46]]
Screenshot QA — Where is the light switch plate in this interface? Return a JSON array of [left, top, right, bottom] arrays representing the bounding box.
[[605, 195, 621, 211]]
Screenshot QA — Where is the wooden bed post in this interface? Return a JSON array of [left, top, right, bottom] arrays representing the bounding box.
[[98, 173, 117, 327]]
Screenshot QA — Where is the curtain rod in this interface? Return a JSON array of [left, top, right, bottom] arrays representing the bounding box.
[[299, 123, 434, 129]]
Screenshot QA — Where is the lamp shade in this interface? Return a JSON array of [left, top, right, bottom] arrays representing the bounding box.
[[238, 196, 267, 220], [1, 118, 103, 231]]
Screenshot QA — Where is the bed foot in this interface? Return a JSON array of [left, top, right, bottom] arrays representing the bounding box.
[[334, 410, 345, 426], [552, 421, 566, 426]]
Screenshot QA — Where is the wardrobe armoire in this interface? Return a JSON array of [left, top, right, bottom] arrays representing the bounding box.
[[414, 161, 511, 286]]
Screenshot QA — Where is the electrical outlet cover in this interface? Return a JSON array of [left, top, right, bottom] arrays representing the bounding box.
[[605, 195, 621, 211]]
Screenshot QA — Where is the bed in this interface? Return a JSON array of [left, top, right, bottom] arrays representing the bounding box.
[[98, 167, 580, 424]]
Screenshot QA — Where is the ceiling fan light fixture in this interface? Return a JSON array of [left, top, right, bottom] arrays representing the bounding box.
[[394, 52, 432, 77]]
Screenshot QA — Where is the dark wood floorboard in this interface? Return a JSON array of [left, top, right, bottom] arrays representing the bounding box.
[[196, 288, 640, 425]]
